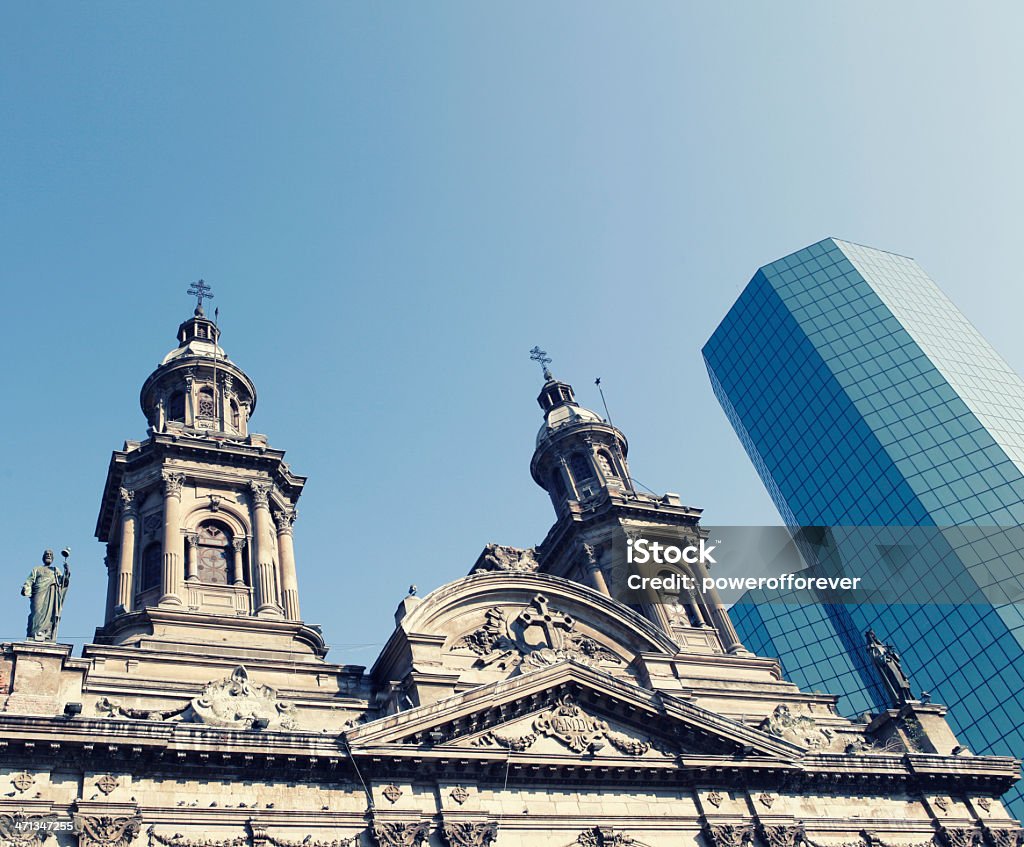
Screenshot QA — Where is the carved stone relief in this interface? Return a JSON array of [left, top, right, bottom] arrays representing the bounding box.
[[11, 772, 35, 793], [369, 821, 430, 847], [574, 827, 647, 847], [190, 666, 297, 730], [935, 829, 981, 847], [703, 824, 753, 847], [439, 822, 498, 847], [760, 705, 834, 750], [97, 667, 296, 730], [471, 544, 539, 573], [758, 824, 805, 847], [451, 594, 622, 672], [0, 812, 54, 845], [75, 815, 143, 847], [471, 694, 654, 756], [982, 829, 1023, 847], [148, 822, 353, 847]]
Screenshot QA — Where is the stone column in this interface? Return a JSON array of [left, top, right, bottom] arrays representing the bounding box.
[[693, 558, 748, 655], [559, 456, 578, 500], [220, 374, 233, 432], [116, 487, 138, 614], [159, 472, 185, 607], [249, 481, 283, 617], [186, 534, 200, 582], [231, 537, 247, 585], [183, 368, 195, 428], [103, 546, 118, 624], [581, 542, 611, 597], [273, 508, 300, 620]]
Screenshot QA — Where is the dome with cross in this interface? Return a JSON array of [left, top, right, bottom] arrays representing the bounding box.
[[139, 281, 257, 438]]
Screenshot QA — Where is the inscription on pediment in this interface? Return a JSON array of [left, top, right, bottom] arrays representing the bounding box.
[[452, 594, 622, 672]]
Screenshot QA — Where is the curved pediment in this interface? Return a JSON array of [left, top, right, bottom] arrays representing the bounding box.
[[371, 572, 682, 705]]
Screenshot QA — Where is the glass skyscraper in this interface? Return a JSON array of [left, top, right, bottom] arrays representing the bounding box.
[[703, 238, 1024, 817]]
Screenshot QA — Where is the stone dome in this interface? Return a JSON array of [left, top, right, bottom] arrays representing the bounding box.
[[536, 402, 605, 447]]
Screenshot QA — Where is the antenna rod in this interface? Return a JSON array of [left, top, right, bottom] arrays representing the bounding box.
[[213, 306, 220, 431], [595, 377, 614, 427]]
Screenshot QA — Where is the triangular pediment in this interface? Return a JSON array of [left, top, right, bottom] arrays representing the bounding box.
[[347, 660, 804, 766]]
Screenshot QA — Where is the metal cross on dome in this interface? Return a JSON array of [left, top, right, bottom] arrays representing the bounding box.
[[529, 345, 553, 380], [187, 279, 214, 312]]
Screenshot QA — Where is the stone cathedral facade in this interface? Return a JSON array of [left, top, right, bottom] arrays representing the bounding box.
[[0, 305, 1020, 847]]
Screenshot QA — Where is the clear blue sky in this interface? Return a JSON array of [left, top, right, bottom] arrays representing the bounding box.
[[3, 3, 1023, 665]]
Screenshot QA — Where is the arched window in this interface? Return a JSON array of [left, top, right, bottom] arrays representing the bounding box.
[[168, 392, 186, 422], [569, 452, 593, 483], [197, 387, 215, 418], [196, 521, 231, 584], [596, 450, 618, 479], [140, 542, 162, 592], [230, 399, 240, 429]]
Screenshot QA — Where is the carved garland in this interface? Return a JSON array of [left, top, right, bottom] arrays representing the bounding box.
[[148, 823, 353, 847], [700, 822, 989, 847]]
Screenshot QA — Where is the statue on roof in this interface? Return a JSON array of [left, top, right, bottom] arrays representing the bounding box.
[[866, 628, 914, 705], [22, 548, 71, 641]]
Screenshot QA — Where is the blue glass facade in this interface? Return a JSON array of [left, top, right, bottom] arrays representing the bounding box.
[[703, 238, 1024, 818]]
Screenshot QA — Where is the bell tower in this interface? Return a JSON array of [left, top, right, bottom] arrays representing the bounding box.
[[528, 352, 749, 656], [93, 284, 315, 654]]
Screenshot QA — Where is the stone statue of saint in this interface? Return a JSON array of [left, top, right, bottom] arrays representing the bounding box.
[[22, 549, 71, 641], [865, 628, 913, 705]]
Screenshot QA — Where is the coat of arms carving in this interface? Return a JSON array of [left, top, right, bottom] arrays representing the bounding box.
[[190, 666, 297, 730], [759, 704, 834, 750], [452, 594, 622, 672]]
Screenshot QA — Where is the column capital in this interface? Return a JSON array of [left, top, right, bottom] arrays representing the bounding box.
[[162, 471, 185, 500], [118, 487, 137, 515], [248, 480, 272, 509], [273, 508, 298, 534], [231, 537, 248, 552], [187, 533, 200, 548]]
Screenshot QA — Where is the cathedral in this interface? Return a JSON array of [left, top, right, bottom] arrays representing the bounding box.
[[0, 300, 1020, 847]]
